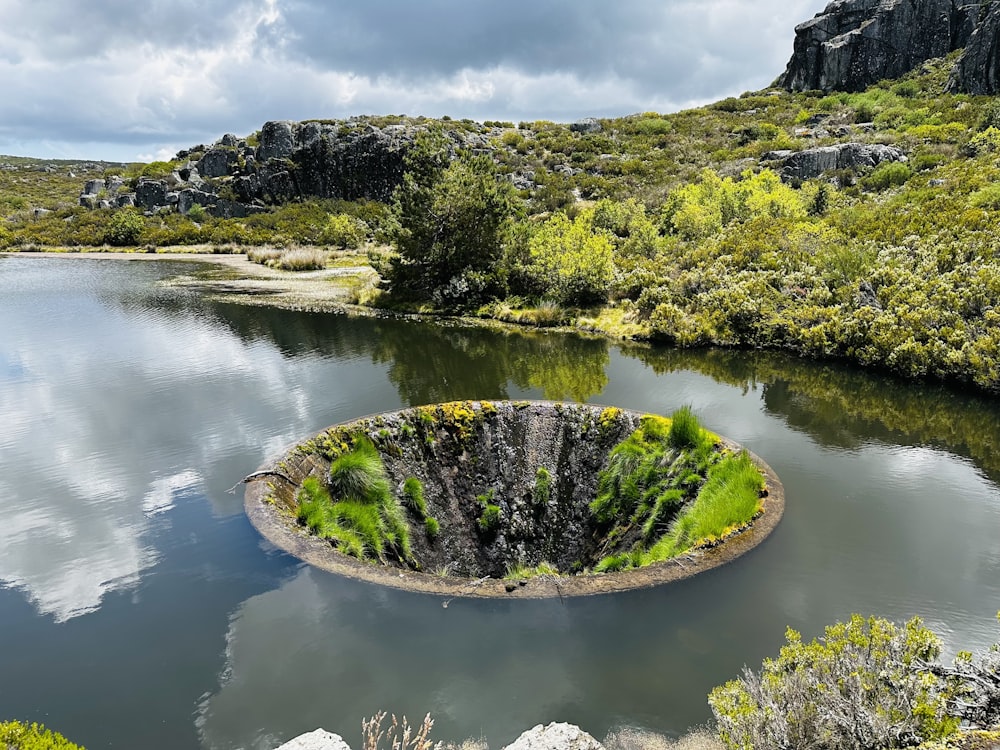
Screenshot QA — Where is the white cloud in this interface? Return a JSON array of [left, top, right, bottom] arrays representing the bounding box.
[[0, 0, 830, 161]]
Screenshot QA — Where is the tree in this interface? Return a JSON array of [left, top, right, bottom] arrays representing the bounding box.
[[528, 209, 614, 306], [709, 615, 960, 750], [385, 135, 519, 308]]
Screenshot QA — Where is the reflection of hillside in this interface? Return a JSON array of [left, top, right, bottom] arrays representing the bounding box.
[[625, 345, 1000, 481]]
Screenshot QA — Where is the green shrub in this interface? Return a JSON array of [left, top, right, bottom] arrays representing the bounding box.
[[0, 720, 85, 750], [186, 203, 207, 222], [709, 615, 959, 750], [528, 209, 614, 306], [862, 161, 912, 191], [477, 491, 502, 533], [103, 208, 144, 246], [970, 182, 1000, 210], [320, 214, 367, 248]]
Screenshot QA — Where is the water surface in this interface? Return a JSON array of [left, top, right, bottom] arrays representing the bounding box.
[[0, 256, 997, 749]]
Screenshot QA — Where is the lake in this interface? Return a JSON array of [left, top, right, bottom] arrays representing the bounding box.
[[1, 255, 998, 750]]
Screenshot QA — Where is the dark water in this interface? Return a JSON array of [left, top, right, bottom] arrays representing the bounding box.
[[1, 256, 998, 750]]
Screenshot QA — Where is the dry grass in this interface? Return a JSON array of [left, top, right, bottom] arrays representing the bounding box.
[[603, 726, 723, 750], [246, 245, 329, 271], [362, 712, 441, 750]]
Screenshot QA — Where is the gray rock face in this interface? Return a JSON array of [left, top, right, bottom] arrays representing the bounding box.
[[274, 729, 352, 750], [258, 120, 296, 162], [197, 147, 239, 178], [778, 0, 982, 92], [502, 723, 604, 750], [83, 179, 104, 195], [135, 179, 168, 209], [763, 142, 906, 180], [949, 5, 1000, 93]]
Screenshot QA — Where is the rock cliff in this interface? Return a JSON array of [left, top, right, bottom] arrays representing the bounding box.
[[947, 4, 1000, 92], [778, 0, 983, 93], [79, 117, 504, 217]]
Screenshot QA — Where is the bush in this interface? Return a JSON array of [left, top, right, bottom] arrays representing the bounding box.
[[320, 214, 368, 249], [0, 720, 84, 750], [862, 161, 912, 191], [709, 615, 959, 750], [103, 208, 144, 246], [528, 210, 614, 306]]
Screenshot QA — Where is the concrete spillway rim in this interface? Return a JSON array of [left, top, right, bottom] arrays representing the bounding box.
[[242, 401, 785, 599]]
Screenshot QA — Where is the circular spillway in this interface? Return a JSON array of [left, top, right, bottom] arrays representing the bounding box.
[[243, 401, 784, 597]]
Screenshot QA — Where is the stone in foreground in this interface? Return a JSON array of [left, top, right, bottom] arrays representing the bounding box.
[[501, 722, 604, 750], [275, 728, 352, 750]]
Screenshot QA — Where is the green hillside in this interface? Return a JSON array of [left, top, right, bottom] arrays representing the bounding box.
[[2, 56, 999, 392]]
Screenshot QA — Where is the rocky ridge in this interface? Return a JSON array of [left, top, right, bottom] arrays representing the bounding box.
[[778, 0, 1000, 94], [77, 118, 509, 218]]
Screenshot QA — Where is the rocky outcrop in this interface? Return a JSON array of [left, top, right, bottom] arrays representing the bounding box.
[[778, 0, 982, 92], [762, 142, 906, 181], [78, 117, 521, 218], [948, 5, 1000, 93]]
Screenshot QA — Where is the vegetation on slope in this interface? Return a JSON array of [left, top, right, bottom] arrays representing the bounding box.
[[4, 56, 999, 391], [590, 407, 765, 573]]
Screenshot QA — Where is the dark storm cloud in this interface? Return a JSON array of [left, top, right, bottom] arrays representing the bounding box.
[[0, 0, 829, 161], [0, 0, 256, 59]]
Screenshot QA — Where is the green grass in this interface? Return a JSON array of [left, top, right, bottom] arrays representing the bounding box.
[[329, 437, 389, 501], [644, 450, 764, 563], [588, 407, 764, 571], [504, 560, 559, 580], [402, 476, 428, 518], [296, 437, 413, 564], [532, 466, 552, 506]]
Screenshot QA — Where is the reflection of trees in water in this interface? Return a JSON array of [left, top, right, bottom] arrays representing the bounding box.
[[370, 321, 609, 405], [627, 345, 1000, 482], [206, 300, 611, 406]]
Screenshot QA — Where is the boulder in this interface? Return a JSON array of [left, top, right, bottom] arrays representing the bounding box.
[[135, 179, 168, 209], [258, 120, 296, 162], [83, 179, 104, 195], [197, 147, 239, 178], [778, 0, 982, 92], [570, 118, 602, 134], [78, 193, 98, 208], [764, 142, 906, 181], [177, 189, 216, 215], [274, 729, 352, 750], [502, 723, 604, 750], [117, 194, 136, 208]]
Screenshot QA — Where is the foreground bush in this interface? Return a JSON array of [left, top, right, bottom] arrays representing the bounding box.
[[709, 615, 959, 750], [0, 720, 84, 750]]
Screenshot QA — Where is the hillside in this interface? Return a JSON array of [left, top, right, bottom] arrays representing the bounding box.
[[3, 25, 1000, 393]]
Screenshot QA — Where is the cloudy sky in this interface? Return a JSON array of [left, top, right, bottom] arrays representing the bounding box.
[[0, 0, 828, 163]]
